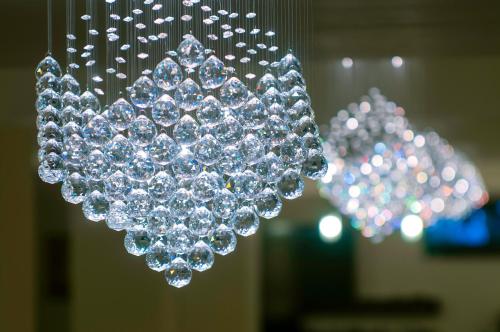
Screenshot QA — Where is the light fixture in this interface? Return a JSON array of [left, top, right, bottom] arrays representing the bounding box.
[[391, 56, 404, 68], [35, 0, 326, 287], [319, 214, 343, 242], [319, 88, 488, 242], [341, 57, 353, 69], [400, 214, 424, 241]]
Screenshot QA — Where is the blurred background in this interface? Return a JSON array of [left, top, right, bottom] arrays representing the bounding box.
[[2, 0, 500, 331]]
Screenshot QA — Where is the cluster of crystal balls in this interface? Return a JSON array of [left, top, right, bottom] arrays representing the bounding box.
[[35, 35, 327, 287], [319, 89, 488, 241]]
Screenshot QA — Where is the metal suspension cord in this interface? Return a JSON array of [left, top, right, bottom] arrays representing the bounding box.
[[47, 0, 53, 55]]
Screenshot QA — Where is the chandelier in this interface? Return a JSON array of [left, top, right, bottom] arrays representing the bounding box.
[[35, 0, 326, 287], [319, 89, 488, 241]]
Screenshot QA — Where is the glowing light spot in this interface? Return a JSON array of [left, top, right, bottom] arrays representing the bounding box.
[[341, 57, 353, 68], [391, 56, 404, 68], [400, 215, 423, 241], [319, 215, 343, 242]]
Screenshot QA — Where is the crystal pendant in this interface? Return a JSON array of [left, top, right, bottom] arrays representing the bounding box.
[[165, 223, 196, 254], [36, 72, 61, 94], [107, 200, 132, 231], [80, 90, 101, 112], [150, 133, 180, 165], [173, 115, 199, 147], [301, 149, 328, 180], [126, 189, 152, 218], [61, 172, 88, 204], [240, 134, 265, 164], [174, 78, 203, 111], [168, 189, 195, 220], [35, 55, 62, 80], [199, 55, 227, 89], [147, 205, 172, 236], [177, 34, 205, 68], [220, 77, 248, 109], [127, 150, 156, 181], [188, 241, 214, 272], [152, 94, 180, 127], [216, 115, 244, 145], [194, 134, 222, 166], [36, 89, 62, 112], [219, 145, 245, 176], [255, 188, 282, 219], [231, 206, 260, 237], [188, 206, 214, 236], [277, 53, 302, 76], [146, 245, 172, 272], [148, 171, 177, 202], [129, 76, 157, 108], [38, 152, 65, 184], [192, 171, 219, 202], [85, 149, 111, 180], [165, 257, 192, 288], [108, 98, 136, 131], [256, 72, 280, 96], [240, 97, 267, 129], [128, 115, 157, 147], [197, 96, 223, 125], [233, 170, 261, 200], [172, 150, 200, 179], [153, 57, 183, 91], [105, 134, 133, 167], [278, 169, 304, 200], [60, 73, 81, 95], [255, 152, 285, 183], [82, 115, 113, 147], [105, 170, 131, 201], [83, 190, 109, 222], [209, 225, 237, 256], [124, 230, 152, 256], [279, 69, 306, 91]]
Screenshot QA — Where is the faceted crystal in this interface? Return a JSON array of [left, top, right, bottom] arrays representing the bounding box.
[[174, 78, 203, 111], [62, 91, 80, 109], [129, 76, 157, 108], [216, 116, 243, 145], [197, 96, 223, 125], [240, 97, 267, 129], [62, 121, 82, 138], [220, 77, 248, 109], [80, 90, 101, 112], [256, 72, 280, 96], [108, 98, 136, 131], [173, 115, 199, 147], [61, 172, 88, 204], [192, 171, 219, 202], [35, 56, 62, 79], [60, 73, 81, 95], [82, 190, 109, 221], [289, 100, 313, 123], [293, 116, 319, 137], [38, 121, 62, 146], [219, 145, 245, 176], [83, 115, 113, 147], [194, 134, 222, 165], [177, 34, 205, 68], [37, 105, 61, 128], [152, 94, 180, 127], [231, 206, 260, 237], [199, 55, 227, 89], [38, 152, 64, 184], [172, 150, 201, 179], [153, 57, 183, 91], [168, 188, 195, 220], [150, 133, 180, 166], [188, 241, 214, 272], [39, 139, 62, 162], [240, 134, 265, 164], [165, 257, 192, 288], [36, 72, 61, 94], [147, 205, 172, 236], [126, 189, 152, 218], [127, 150, 156, 181], [104, 134, 133, 167], [233, 170, 261, 200], [209, 224, 237, 256], [286, 86, 311, 108], [148, 171, 177, 202], [277, 53, 302, 76], [188, 206, 214, 236], [129, 115, 157, 147], [84, 149, 111, 180], [124, 230, 151, 256], [278, 169, 304, 200], [60, 106, 82, 125], [106, 200, 132, 231], [264, 115, 289, 146], [36, 89, 61, 112], [62, 134, 87, 165], [260, 87, 284, 108], [255, 152, 285, 183], [302, 149, 328, 180], [256, 188, 282, 219], [279, 69, 306, 91], [105, 170, 131, 201], [165, 224, 196, 254], [146, 245, 172, 271], [280, 134, 307, 165]]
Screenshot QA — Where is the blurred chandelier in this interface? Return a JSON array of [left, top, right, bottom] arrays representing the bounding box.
[[319, 89, 488, 242], [35, 0, 326, 287]]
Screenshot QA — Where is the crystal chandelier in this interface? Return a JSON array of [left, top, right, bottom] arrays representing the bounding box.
[[35, 0, 326, 287], [319, 89, 488, 241]]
